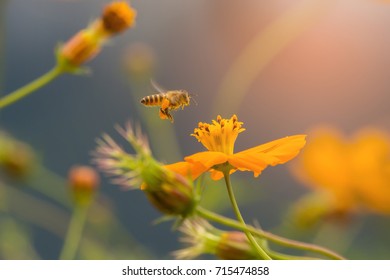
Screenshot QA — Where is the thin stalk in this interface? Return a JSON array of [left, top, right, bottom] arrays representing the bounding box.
[[267, 250, 319, 260], [28, 165, 135, 244], [223, 171, 272, 260], [59, 205, 89, 260], [0, 65, 64, 109], [196, 206, 344, 260]]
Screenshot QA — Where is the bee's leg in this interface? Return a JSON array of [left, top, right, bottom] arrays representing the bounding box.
[[159, 108, 168, 120], [161, 99, 170, 110], [167, 112, 174, 123], [159, 108, 174, 122]]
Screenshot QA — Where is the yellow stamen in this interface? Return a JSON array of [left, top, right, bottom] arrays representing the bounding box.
[[191, 115, 245, 155]]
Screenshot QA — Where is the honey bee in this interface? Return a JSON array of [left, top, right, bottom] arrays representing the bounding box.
[[140, 82, 191, 122]]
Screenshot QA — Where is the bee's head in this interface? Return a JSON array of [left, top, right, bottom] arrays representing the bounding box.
[[181, 90, 191, 105]]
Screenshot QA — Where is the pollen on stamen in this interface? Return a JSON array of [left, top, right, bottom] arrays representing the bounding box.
[[217, 115, 222, 123]]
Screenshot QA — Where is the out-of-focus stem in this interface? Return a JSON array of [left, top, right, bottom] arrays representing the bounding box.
[[0, 65, 64, 109], [59, 205, 89, 260]]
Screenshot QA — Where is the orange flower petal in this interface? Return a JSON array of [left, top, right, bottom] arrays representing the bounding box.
[[165, 161, 207, 180], [228, 154, 269, 177], [185, 151, 228, 170], [225, 135, 306, 177], [209, 168, 237, 180], [237, 135, 307, 165]]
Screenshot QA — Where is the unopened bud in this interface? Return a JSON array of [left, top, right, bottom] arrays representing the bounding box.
[[68, 165, 100, 206], [289, 193, 353, 228], [59, 29, 102, 67], [94, 123, 196, 217], [216, 232, 257, 260], [102, 1, 137, 35], [0, 134, 35, 180], [144, 170, 195, 216], [175, 219, 260, 260], [57, 1, 136, 69]]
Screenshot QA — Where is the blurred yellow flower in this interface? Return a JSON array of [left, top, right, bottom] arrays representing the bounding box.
[[167, 115, 306, 181], [101, 1, 137, 35], [292, 126, 390, 215]]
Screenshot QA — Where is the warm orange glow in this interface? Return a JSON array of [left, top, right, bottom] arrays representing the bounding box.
[[292, 126, 390, 214]]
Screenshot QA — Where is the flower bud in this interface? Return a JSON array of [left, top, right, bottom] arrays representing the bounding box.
[[68, 165, 100, 206], [216, 232, 258, 260], [93, 123, 196, 216], [59, 29, 102, 67], [144, 169, 195, 216], [57, 1, 137, 69], [289, 193, 353, 228], [0, 133, 35, 180], [102, 1, 137, 35], [174, 219, 260, 260]]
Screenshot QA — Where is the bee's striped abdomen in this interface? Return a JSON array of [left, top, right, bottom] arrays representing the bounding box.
[[140, 94, 166, 106]]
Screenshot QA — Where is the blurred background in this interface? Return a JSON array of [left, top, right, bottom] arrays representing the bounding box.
[[1, 0, 390, 259]]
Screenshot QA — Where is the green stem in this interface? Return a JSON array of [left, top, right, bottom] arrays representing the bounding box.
[[223, 172, 272, 260], [196, 206, 344, 260], [0, 65, 64, 109], [59, 205, 89, 260], [28, 165, 137, 247], [267, 250, 319, 260]]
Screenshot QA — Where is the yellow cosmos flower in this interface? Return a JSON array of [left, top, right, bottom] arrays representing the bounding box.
[[291, 126, 390, 215], [167, 115, 306, 180]]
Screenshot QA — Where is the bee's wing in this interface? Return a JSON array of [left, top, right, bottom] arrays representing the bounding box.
[[150, 79, 167, 93], [168, 92, 183, 106]]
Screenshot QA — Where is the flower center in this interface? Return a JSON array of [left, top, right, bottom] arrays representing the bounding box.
[[191, 115, 245, 155]]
